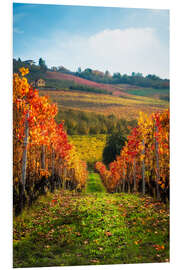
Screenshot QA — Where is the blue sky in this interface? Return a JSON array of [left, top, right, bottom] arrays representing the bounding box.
[[13, 3, 169, 78]]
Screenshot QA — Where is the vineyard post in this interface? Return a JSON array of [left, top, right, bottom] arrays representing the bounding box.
[[133, 159, 136, 192], [51, 148, 55, 192], [122, 168, 125, 192], [127, 165, 130, 193], [62, 167, 67, 190], [21, 110, 29, 191], [52, 149, 55, 175], [41, 145, 46, 169], [142, 139, 145, 195], [155, 124, 160, 200], [118, 178, 121, 193]]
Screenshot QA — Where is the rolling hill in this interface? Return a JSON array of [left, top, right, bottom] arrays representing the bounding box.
[[39, 71, 169, 121], [45, 71, 130, 97], [46, 71, 169, 100]]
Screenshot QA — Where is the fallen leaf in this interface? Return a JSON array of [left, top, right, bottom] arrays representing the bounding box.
[[90, 259, 99, 263], [105, 231, 112, 237]]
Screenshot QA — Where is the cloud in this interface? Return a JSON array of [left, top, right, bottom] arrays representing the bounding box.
[[13, 13, 26, 24], [13, 27, 24, 34], [19, 27, 169, 78], [13, 12, 25, 34]]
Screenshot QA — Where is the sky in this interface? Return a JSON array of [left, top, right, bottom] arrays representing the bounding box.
[[13, 3, 169, 78]]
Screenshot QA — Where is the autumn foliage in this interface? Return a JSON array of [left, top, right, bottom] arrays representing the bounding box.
[[95, 109, 169, 201], [13, 68, 87, 213]]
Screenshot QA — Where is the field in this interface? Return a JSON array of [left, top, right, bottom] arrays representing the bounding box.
[[39, 89, 168, 120], [13, 174, 169, 268], [68, 135, 107, 168], [46, 71, 130, 96], [122, 87, 169, 100]]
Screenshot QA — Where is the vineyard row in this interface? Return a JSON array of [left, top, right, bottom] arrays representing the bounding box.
[[13, 68, 88, 214], [95, 109, 169, 202]]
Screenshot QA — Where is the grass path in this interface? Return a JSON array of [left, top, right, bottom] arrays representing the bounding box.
[[86, 171, 106, 193], [13, 173, 169, 267]]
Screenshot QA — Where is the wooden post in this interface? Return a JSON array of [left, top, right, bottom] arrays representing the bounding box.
[[41, 145, 46, 169], [62, 167, 67, 190], [51, 149, 55, 192], [21, 110, 29, 191], [122, 168, 125, 192], [51, 148, 55, 175], [155, 124, 160, 200], [142, 139, 145, 195], [127, 165, 130, 193], [133, 159, 136, 192]]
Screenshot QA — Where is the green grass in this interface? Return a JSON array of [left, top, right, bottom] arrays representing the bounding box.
[[86, 172, 106, 193], [13, 182, 169, 268], [124, 88, 169, 98]]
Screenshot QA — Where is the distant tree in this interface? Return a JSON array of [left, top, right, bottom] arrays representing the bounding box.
[[100, 123, 108, 134], [89, 122, 101, 135], [39, 57, 45, 66], [38, 58, 47, 71], [103, 132, 127, 165], [77, 67, 82, 73], [113, 72, 121, 79], [77, 120, 89, 135], [84, 68, 92, 73], [105, 70, 110, 77], [132, 72, 143, 77], [146, 74, 160, 80], [136, 72, 143, 77]]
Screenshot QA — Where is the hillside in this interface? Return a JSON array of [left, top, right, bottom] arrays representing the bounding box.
[[45, 71, 169, 100], [13, 59, 169, 101], [45, 71, 131, 97], [13, 60, 169, 130], [39, 89, 169, 120]]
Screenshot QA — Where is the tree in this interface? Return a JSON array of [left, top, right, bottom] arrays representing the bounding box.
[[38, 58, 47, 70], [78, 120, 89, 135], [84, 68, 92, 74], [105, 70, 110, 77], [103, 132, 127, 165], [77, 67, 82, 73]]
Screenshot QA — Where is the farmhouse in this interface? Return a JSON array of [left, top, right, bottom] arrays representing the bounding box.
[[35, 78, 46, 87], [31, 79, 46, 88]]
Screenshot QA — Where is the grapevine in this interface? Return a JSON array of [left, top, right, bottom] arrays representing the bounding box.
[[95, 109, 169, 201]]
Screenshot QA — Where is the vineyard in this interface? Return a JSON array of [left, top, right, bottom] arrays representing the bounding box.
[[13, 69, 169, 266], [95, 109, 169, 202], [68, 135, 107, 169], [39, 89, 168, 120], [13, 68, 88, 214]]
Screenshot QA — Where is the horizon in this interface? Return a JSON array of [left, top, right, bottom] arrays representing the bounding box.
[[13, 3, 169, 79], [13, 57, 169, 80]]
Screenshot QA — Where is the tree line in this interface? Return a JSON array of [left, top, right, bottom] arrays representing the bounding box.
[[13, 58, 169, 90], [56, 108, 137, 135], [74, 69, 169, 89]]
